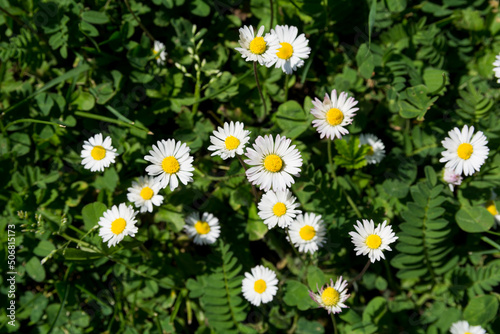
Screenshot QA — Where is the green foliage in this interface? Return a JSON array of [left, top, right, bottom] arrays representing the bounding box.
[[334, 136, 370, 170], [391, 167, 458, 281]]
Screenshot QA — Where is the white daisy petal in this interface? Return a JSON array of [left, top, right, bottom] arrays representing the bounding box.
[[244, 134, 302, 192], [241, 265, 279, 306], [440, 125, 489, 176], [80, 133, 118, 172], [234, 25, 281, 66], [310, 89, 358, 140], [184, 212, 221, 245], [127, 176, 164, 213], [267, 25, 311, 74], [144, 139, 194, 190], [349, 219, 398, 263], [359, 133, 386, 164], [207, 121, 251, 160], [288, 213, 327, 254], [309, 276, 350, 314], [449, 320, 487, 334], [258, 189, 301, 229], [153, 40, 168, 65], [98, 203, 138, 247]]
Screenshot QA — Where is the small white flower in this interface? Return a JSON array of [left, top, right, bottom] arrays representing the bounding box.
[[98, 203, 138, 247], [234, 25, 280, 66], [267, 25, 311, 74], [144, 139, 194, 191], [242, 265, 278, 306], [443, 167, 463, 192], [184, 212, 221, 245], [153, 41, 167, 65], [244, 134, 302, 192], [309, 277, 350, 314], [349, 219, 398, 263], [258, 189, 301, 229], [127, 176, 164, 213], [207, 121, 251, 160], [440, 125, 489, 176], [81, 133, 118, 172], [359, 133, 386, 164], [288, 213, 327, 254], [310, 89, 358, 140], [493, 53, 500, 83], [449, 320, 487, 334]]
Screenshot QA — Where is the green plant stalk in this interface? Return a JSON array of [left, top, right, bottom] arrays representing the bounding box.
[[47, 265, 72, 334], [269, 0, 274, 27], [5, 118, 66, 130], [75, 111, 152, 134], [284, 74, 290, 100], [123, 0, 155, 42], [237, 156, 259, 202], [348, 260, 371, 287], [191, 68, 202, 116], [481, 236, 500, 251], [253, 62, 268, 115], [331, 313, 338, 334]]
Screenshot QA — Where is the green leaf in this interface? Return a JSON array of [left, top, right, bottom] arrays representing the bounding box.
[[463, 295, 499, 325], [26, 257, 46, 282], [72, 91, 96, 111], [362, 296, 387, 323], [334, 137, 369, 169], [296, 317, 325, 334], [398, 85, 439, 120], [82, 202, 107, 230], [64, 248, 104, 261], [306, 266, 326, 290], [275, 100, 310, 139], [190, 0, 210, 17], [82, 10, 110, 24], [356, 44, 374, 79], [456, 206, 494, 233], [246, 203, 268, 241], [34, 240, 56, 257], [283, 280, 317, 311]]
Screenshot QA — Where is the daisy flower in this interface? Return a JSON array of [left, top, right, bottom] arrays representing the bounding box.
[[234, 25, 280, 66], [449, 320, 487, 334], [98, 203, 138, 247], [359, 133, 386, 164], [310, 89, 359, 140], [309, 277, 350, 314], [153, 41, 167, 65], [144, 139, 194, 191], [244, 134, 302, 192], [443, 167, 463, 192], [242, 265, 278, 306], [207, 121, 251, 160], [81, 133, 118, 172], [184, 212, 221, 245], [267, 25, 311, 74], [493, 53, 500, 83], [258, 189, 301, 229], [127, 176, 164, 213], [349, 219, 398, 263], [440, 125, 489, 176], [288, 213, 327, 254]]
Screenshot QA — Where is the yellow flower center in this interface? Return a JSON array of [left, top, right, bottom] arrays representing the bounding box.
[[367, 146, 374, 156], [254, 279, 267, 294], [249, 37, 267, 55], [276, 42, 293, 60], [272, 202, 287, 217], [321, 287, 340, 306], [326, 108, 344, 126], [194, 221, 210, 235], [464, 332, 472, 334], [366, 234, 382, 249], [457, 143, 473, 160], [299, 225, 316, 241], [162, 156, 180, 174], [225, 135, 240, 150], [91, 146, 106, 160], [153, 48, 160, 60], [486, 200, 498, 216], [140, 187, 154, 200], [264, 154, 283, 173], [111, 218, 126, 235]]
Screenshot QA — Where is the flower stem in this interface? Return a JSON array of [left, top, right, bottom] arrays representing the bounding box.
[[284, 74, 289, 100], [253, 62, 268, 115], [123, 0, 155, 42], [237, 156, 259, 202], [269, 0, 274, 28], [348, 259, 371, 287], [331, 313, 338, 334]]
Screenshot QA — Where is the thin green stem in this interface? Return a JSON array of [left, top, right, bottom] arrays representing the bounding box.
[[344, 191, 363, 219], [481, 236, 500, 251], [194, 167, 245, 181], [269, 0, 274, 28], [253, 62, 268, 115], [348, 260, 371, 287], [75, 111, 152, 134], [331, 313, 338, 334], [47, 265, 72, 334], [5, 118, 66, 130], [284, 74, 289, 100], [192, 68, 202, 116], [237, 156, 259, 202], [327, 140, 336, 179], [123, 0, 155, 42], [287, 230, 306, 266]]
